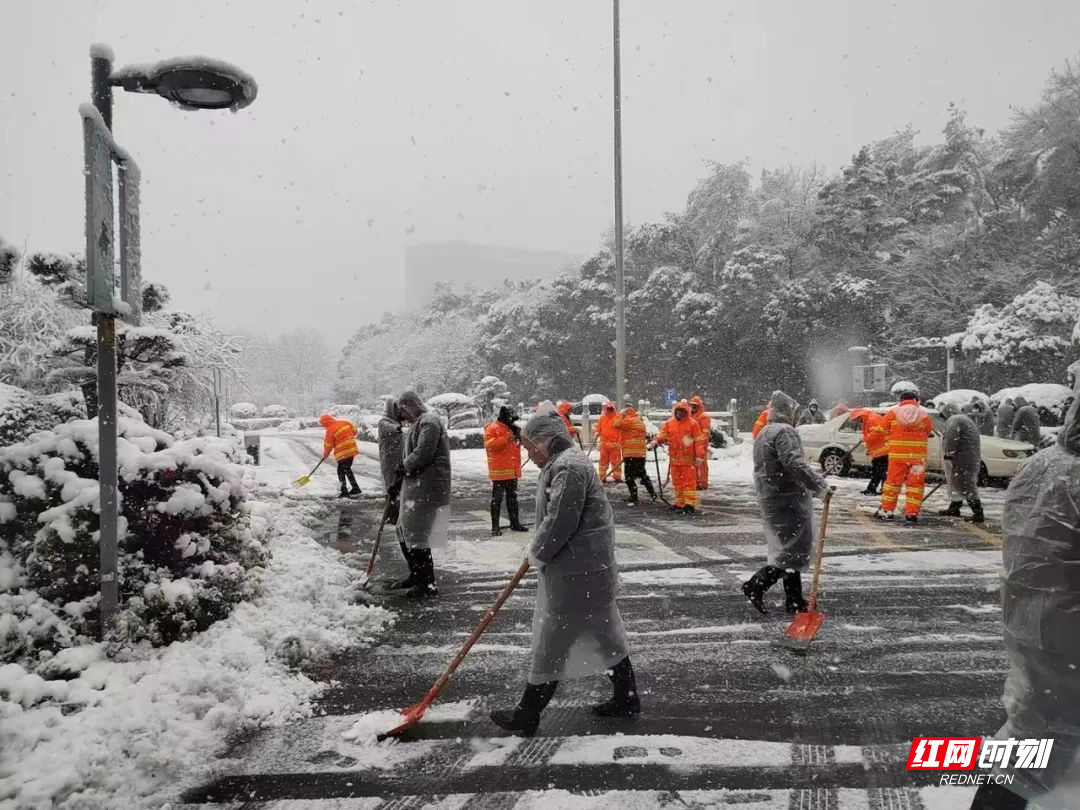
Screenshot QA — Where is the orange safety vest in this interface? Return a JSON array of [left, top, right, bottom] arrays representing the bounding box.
[[850, 408, 889, 459], [655, 400, 703, 465], [619, 408, 648, 458], [322, 419, 359, 462], [690, 396, 711, 453], [597, 409, 623, 447], [752, 407, 770, 439], [483, 421, 522, 481], [880, 400, 932, 461]]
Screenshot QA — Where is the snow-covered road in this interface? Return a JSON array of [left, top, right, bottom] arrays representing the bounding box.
[[178, 435, 1010, 808]]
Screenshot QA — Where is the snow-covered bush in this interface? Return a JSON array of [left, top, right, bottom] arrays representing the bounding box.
[[0, 417, 266, 659], [261, 404, 288, 419], [991, 383, 1074, 425], [446, 429, 485, 451], [931, 389, 990, 412], [229, 402, 258, 420], [0, 384, 85, 448]]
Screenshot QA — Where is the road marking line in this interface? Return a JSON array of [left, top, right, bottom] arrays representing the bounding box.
[[853, 511, 907, 551], [960, 521, 1003, 548]]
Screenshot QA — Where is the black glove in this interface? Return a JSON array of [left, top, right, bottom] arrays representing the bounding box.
[[387, 476, 403, 499], [509, 423, 522, 441], [394, 463, 405, 479]]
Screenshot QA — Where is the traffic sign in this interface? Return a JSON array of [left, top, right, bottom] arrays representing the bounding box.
[[665, 388, 677, 406]]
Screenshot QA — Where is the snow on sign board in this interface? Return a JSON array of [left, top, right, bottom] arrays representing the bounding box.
[[80, 104, 141, 326]]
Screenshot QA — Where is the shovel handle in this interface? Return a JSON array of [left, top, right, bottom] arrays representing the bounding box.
[[806, 489, 833, 613], [416, 560, 531, 708], [365, 498, 393, 576]]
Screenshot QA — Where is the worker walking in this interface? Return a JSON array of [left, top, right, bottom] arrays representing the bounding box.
[[938, 402, 984, 523], [484, 406, 529, 536], [689, 395, 711, 490], [619, 404, 656, 504], [596, 402, 624, 483], [319, 413, 361, 498], [875, 383, 933, 523], [648, 399, 703, 514], [850, 407, 889, 495], [556, 401, 581, 446]]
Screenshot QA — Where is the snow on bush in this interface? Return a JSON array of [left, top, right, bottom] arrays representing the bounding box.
[[261, 404, 289, 419], [930, 389, 990, 411], [990, 383, 1075, 424], [0, 416, 265, 655], [0, 498, 393, 808], [0, 383, 85, 448], [229, 402, 258, 420]]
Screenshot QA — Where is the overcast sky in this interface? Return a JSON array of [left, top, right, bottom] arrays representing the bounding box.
[[2, 1, 1078, 341]]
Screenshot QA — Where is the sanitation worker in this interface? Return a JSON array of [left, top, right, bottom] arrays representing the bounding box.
[[648, 399, 703, 514], [743, 391, 831, 614], [556, 400, 580, 445], [938, 401, 984, 523], [849, 406, 889, 495], [689, 395, 712, 490], [874, 383, 933, 523], [484, 406, 528, 536], [489, 409, 638, 736], [319, 412, 361, 498], [596, 401, 624, 483], [619, 404, 656, 504]]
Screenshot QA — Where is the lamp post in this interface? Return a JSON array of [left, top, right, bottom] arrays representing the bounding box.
[[86, 45, 256, 626], [612, 0, 627, 409]]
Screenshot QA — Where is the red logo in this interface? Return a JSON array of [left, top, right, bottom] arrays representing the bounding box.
[[906, 737, 981, 770]]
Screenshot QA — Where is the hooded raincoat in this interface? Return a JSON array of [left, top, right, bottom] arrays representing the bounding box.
[[1011, 396, 1041, 447], [994, 389, 1080, 807], [996, 399, 1016, 439], [523, 412, 629, 685], [378, 398, 404, 489], [753, 391, 829, 571], [940, 403, 982, 500], [397, 392, 452, 549]]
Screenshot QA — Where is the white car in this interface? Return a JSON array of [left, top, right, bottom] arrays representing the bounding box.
[[798, 410, 1037, 485]]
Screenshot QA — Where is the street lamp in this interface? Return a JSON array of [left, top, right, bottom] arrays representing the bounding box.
[[612, 0, 627, 409], [86, 44, 257, 626]]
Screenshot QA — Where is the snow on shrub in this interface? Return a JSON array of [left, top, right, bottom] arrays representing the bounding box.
[[990, 383, 1075, 425], [326, 406, 375, 442], [0, 383, 85, 448], [229, 402, 258, 420], [261, 404, 288, 418], [0, 416, 266, 659], [931, 389, 990, 411]]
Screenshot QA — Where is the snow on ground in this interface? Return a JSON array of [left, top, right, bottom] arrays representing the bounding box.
[[0, 498, 393, 809]]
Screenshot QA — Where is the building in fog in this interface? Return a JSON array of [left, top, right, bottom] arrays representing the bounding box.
[[405, 241, 579, 305]]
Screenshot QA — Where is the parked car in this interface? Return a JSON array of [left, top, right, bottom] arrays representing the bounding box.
[[798, 409, 1037, 486]]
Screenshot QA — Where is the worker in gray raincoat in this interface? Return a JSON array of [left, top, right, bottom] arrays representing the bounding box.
[[968, 397, 995, 437], [938, 402, 984, 523], [378, 398, 404, 525], [386, 390, 451, 598], [968, 388, 1080, 810], [995, 397, 1016, 439], [743, 391, 831, 615], [1011, 396, 1041, 447], [490, 409, 637, 737]]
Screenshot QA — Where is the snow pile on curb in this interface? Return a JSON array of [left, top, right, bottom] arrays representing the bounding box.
[[0, 499, 393, 808]]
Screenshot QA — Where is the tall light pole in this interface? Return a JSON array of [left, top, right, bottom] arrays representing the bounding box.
[[85, 45, 256, 626], [613, 0, 627, 408]]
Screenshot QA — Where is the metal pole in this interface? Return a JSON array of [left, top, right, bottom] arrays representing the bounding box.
[[612, 0, 627, 409], [945, 344, 952, 392], [91, 50, 119, 626], [213, 368, 222, 437]]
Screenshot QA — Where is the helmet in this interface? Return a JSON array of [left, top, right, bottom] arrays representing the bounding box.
[[891, 379, 920, 401]]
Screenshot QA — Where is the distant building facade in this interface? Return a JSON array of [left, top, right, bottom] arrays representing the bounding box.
[[405, 241, 578, 305]]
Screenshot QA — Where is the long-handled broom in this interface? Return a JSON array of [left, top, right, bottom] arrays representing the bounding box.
[[783, 488, 833, 652], [652, 447, 671, 506], [378, 560, 531, 741]]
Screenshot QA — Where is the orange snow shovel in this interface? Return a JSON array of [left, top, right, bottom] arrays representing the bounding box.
[[378, 559, 531, 741], [784, 488, 833, 652]]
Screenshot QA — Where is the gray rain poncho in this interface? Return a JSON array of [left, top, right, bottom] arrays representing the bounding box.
[[377, 398, 404, 489], [1011, 396, 1041, 447], [396, 391, 452, 549], [753, 391, 828, 571], [522, 411, 629, 685], [940, 403, 981, 500], [995, 387, 1080, 807], [996, 398, 1016, 439]]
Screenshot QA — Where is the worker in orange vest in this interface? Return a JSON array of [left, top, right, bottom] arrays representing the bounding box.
[[689, 395, 711, 490], [556, 401, 581, 446], [596, 402, 624, 483], [875, 383, 933, 523], [648, 399, 704, 514], [484, 406, 528, 536], [319, 413, 361, 498], [752, 404, 771, 439], [849, 407, 889, 495], [619, 404, 656, 504]]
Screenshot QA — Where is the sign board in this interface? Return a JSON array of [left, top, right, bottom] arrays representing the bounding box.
[[665, 388, 677, 406], [852, 364, 890, 393], [82, 107, 141, 325]]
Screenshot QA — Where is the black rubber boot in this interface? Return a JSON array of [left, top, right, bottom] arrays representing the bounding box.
[[388, 542, 417, 590], [741, 566, 784, 614], [402, 548, 437, 598], [905, 514, 919, 524], [339, 488, 350, 499], [783, 570, 808, 613], [966, 497, 985, 524], [938, 501, 962, 517], [490, 681, 558, 736], [490, 502, 503, 537], [507, 492, 528, 531], [593, 657, 641, 717]]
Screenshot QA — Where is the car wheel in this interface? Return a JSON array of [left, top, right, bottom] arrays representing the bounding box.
[[978, 462, 989, 488], [820, 448, 851, 477]]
